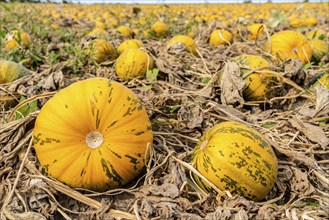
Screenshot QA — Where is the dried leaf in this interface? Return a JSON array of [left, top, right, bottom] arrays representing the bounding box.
[[289, 117, 329, 147], [220, 61, 245, 106]]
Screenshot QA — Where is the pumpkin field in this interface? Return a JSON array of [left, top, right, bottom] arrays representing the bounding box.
[[0, 2, 329, 219]]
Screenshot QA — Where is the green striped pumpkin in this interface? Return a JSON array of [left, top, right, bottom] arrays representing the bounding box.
[[191, 121, 278, 201], [33, 78, 153, 191]]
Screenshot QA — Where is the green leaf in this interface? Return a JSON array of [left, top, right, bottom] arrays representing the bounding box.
[[0, 29, 6, 38], [0, 3, 11, 12], [15, 97, 38, 120], [201, 77, 211, 84], [303, 62, 313, 70], [261, 122, 276, 129], [146, 68, 159, 83]]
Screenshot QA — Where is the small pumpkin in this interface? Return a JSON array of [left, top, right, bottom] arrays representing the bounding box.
[[209, 29, 233, 46], [306, 29, 327, 40], [4, 30, 31, 50], [115, 49, 154, 81], [117, 26, 134, 37], [166, 35, 198, 55], [313, 72, 329, 89], [87, 39, 117, 63], [117, 39, 144, 55], [0, 60, 30, 84], [266, 30, 312, 64], [234, 55, 278, 101], [309, 39, 329, 62], [247, 23, 264, 40], [33, 78, 153, 191], [191, 121, 278, 201], [87, 28, 110, 40], [151, 21, 169, 38]]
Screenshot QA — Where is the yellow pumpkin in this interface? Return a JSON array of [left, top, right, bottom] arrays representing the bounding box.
[[117, 39, 144, 55], [95, 21, 107, 30], [247, 23, 264, 40], [234, 55, 278, 101], [209, 29, 233, 46], [191, 121, 278, 201], [4, 30, 31, 50], [151, 21, 169, 38], [306, 29, 327, 40], [313, 73, 329, 89], [166, 35, 198, 55], [87, 39, 117, 63], [309, 39, 329, 62], [266, 30, 312, 64], [87, 28, 110, 40], [115, 49, 154, 81], [33, 78, 153, 191], [0, 60, 30, 84], [117, 26, 134, 37]]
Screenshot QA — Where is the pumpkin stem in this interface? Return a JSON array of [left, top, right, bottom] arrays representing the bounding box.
[[199, 140, 209, 150], [86, 131, 104, 149]]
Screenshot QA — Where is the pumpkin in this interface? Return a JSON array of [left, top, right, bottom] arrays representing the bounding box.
[[166, 35, 198, 55], [87, 39, 117, 63], [87, 28, 110, 40], [209, 29, 233, 46], [191, 121, 278, 201], [115, 49, 154, 81], [95, 21, 106, 30], [151, 21, 169, 38], [33, 78, 153, 191], [247, 23, 264, 40], [4, 30, 30, 50], [0, 60, 30, 84], [234, 55, 278, 101], [306, 29, 327, 40], [266, 30, 312, 64], [313, 72, 329, 89], [117, 26, 134, 37], [117, 39, 144, 55], [309, 39, 329, 62]]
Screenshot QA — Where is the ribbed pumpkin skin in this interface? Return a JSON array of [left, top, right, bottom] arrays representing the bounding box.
[[309, 39, 329, 62], [235, 55, 278, 101], [167, 35, 197, 55], [115, 49, 154, 80], [0, 60, 30, 84], [33, 78, 153, 191], [89, 39, 117, 63], [191, 121, 278, 201], [117, 39, 144, 55], [266, 30, 312, 64], [209, 30, 232, 46]]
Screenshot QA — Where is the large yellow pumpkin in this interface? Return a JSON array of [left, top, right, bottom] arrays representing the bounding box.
[[115, 49, 154, 81], [117, 39, 144, 55], [166, 35, 198, 55], [191, 121, 278, 201], [87, 39, 117, 63], [33, 78, 153, 191], [234, 55, 278, 101], [0, 60, 30, 84], [266, 30, 312, 64], [209, 29, 233, 46]]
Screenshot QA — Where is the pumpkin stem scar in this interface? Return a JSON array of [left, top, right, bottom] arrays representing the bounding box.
[[200, 140, 209, 150], [86, 131, 104, 149]]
